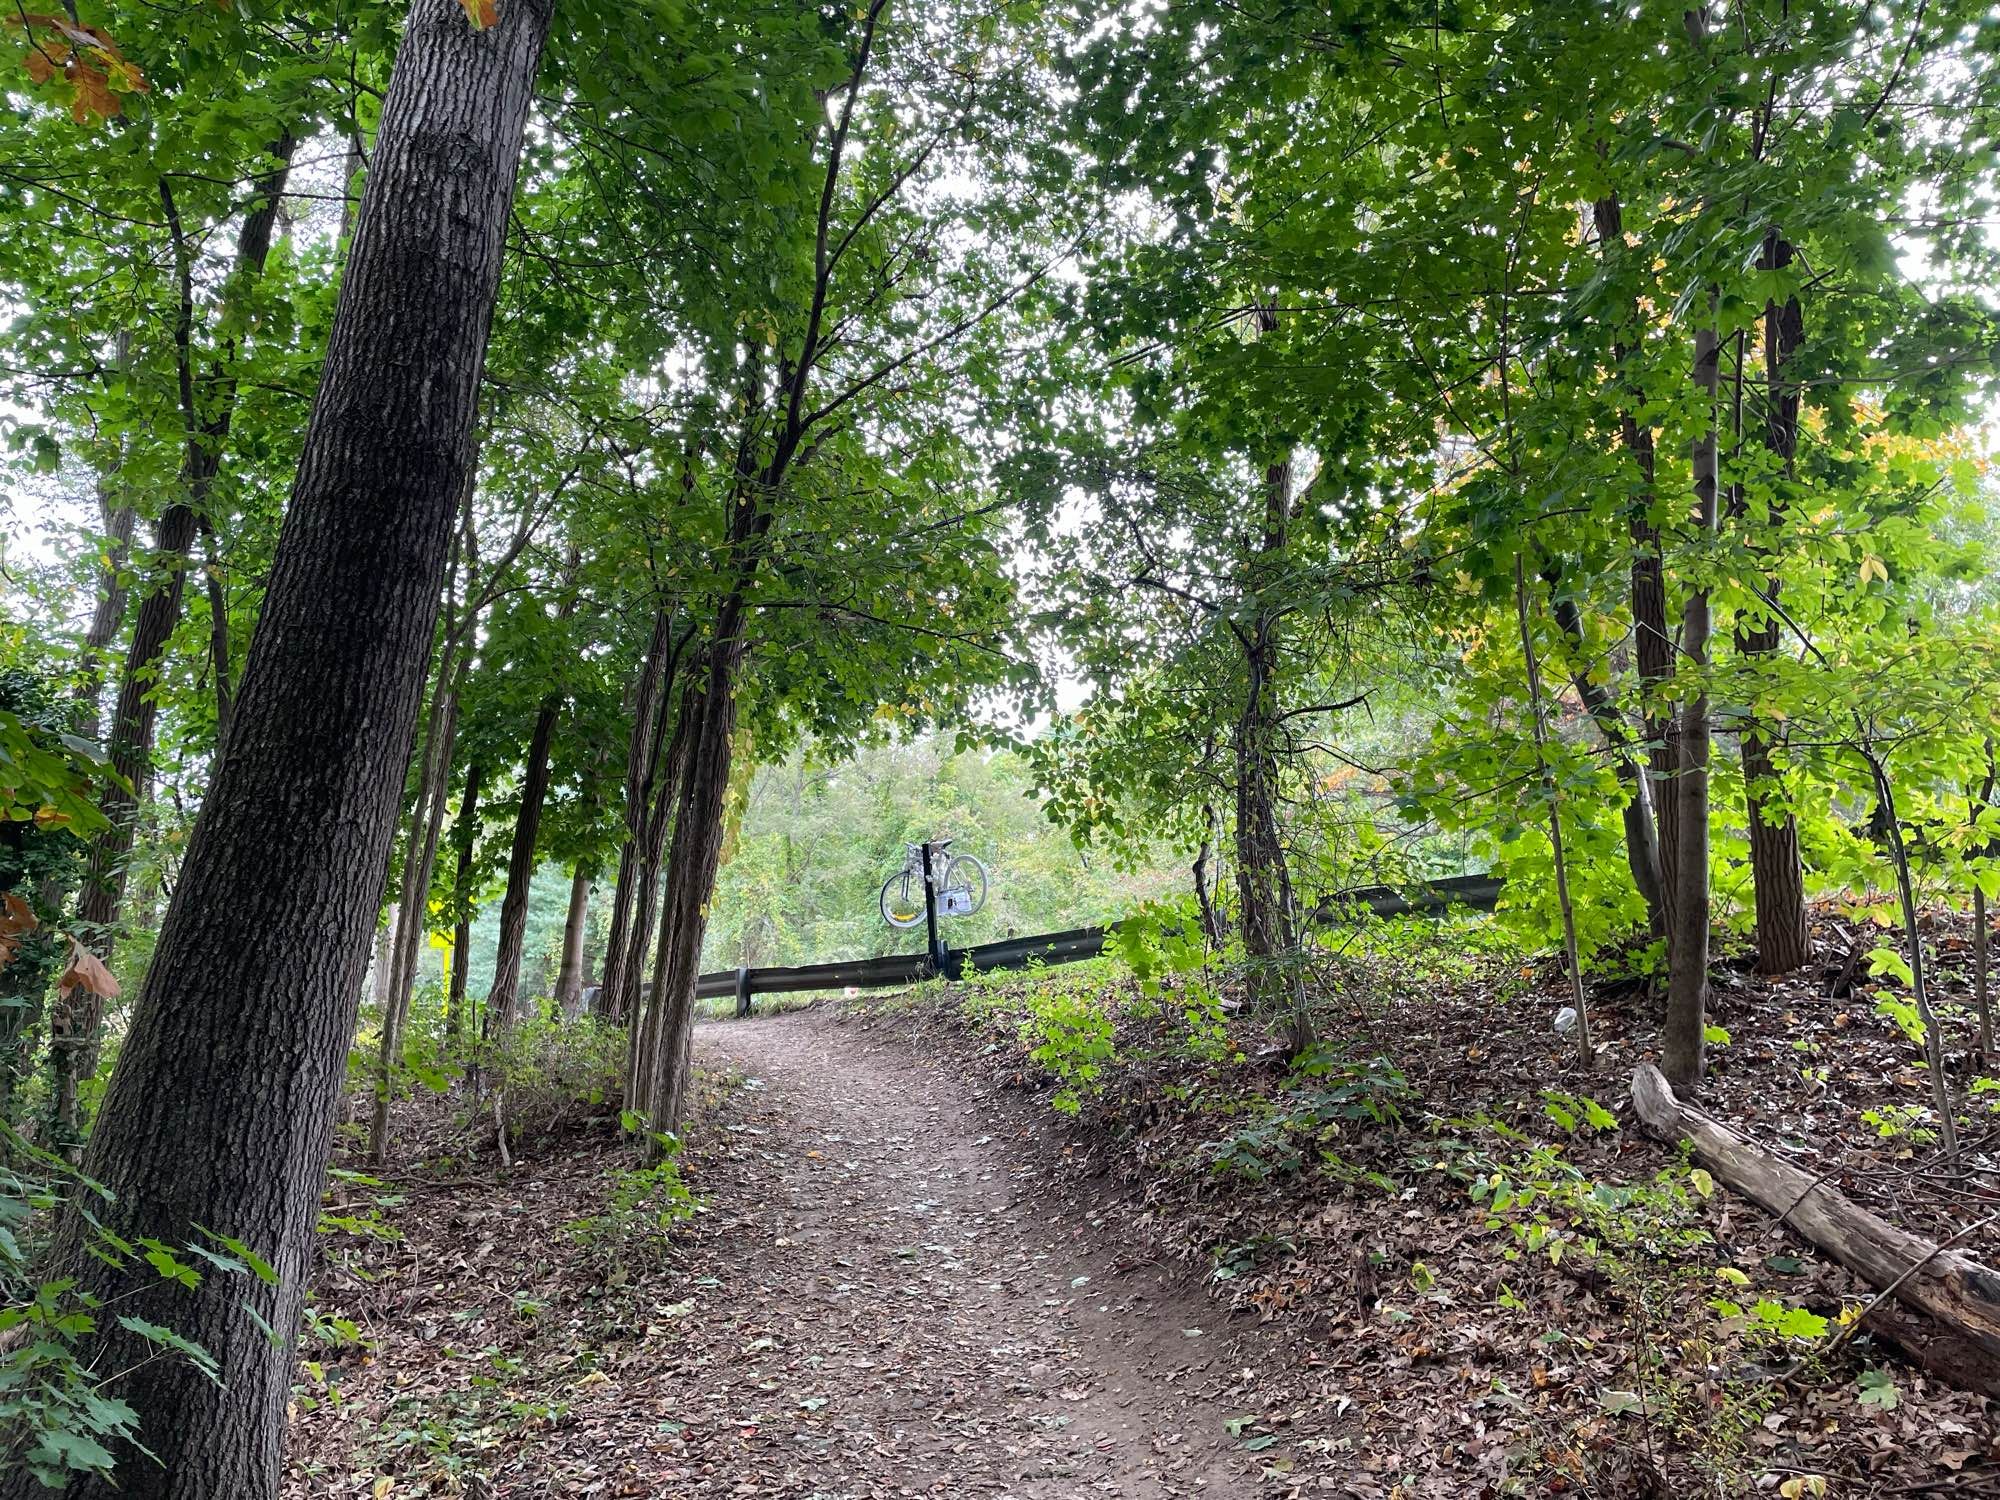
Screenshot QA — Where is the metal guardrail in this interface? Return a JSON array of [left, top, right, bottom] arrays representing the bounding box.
[[690, 873, 1502, 1017]]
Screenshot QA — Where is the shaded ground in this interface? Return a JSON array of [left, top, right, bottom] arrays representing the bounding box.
[[287, 1009, 1275, 1497], [289, 913, 2000, 1498]]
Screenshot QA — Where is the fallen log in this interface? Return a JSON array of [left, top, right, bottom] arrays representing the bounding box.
[[1630, 1063, 2000, 1377]]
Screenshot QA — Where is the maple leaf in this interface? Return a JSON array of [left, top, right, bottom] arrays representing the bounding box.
[[458, 0, 500, 29]]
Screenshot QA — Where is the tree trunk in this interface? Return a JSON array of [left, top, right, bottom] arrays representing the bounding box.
[[73, 137, 297, 951], [1233, 440, 1303, 1049], [484, 702, 559, 1028], [1737, 230, 1810, 976], [52, 140, 300, 1148], [70, 333, 136, 743], [370, 906, 399, 1011], [1664, 318, 1719, 1093], [1544, 569, 1666, 937], [554, 865, 591, 1015], [2, 1, 554, 1491], [445, 762, 484, 1040], [632, 649, 740, 1136], [370, 678, 460, 1165], [1592, 192, 1678, 950], [621, 678, 698, 1090], [485, 556, 583, 1027], [598, 609, 676, 1019]]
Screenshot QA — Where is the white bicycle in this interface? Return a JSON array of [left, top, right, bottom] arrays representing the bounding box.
[[880, 840, 988, 929]]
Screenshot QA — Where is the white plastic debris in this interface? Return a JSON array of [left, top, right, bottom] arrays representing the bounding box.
[[1553, 1005, 1579, 1035]]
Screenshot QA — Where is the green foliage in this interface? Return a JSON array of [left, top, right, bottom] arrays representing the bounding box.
[[1018, 979, 1119, 1115], [567, 1130, 698, 1282], [0, 1124, 249, 1490], [1203, 1050, 1413, 1184]]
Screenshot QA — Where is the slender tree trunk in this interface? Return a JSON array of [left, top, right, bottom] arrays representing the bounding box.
[[70, 332, 136, 743], [621, 679, 697, 1087], [371, 907, 399, 1011], [52, 141, 300, 1147], [199, 517, 235, 759], [1543, 569, 1666, 936], [485, 556, 583, 1027], [554, 865, 591, 1014], [445, 762, 484, 1039], [597, 609, 674, 1018], [73, 137, 298, 951], [485, 704, 559, 1028], [2, 2, 555, 1491], [1665, 317, 1720, 1093], [1737, 230, 1810, 975], [371, 677, 460, 1164], [633, 648, 740, 1136], [1592, 192, 1678, 950], [1517, 555, 1592, 1067], [1234, 439, 1303, 1049]]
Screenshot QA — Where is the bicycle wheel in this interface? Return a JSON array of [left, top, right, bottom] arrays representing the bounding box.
[[940, 853, 988, 917], [880, 871, 925, 929]]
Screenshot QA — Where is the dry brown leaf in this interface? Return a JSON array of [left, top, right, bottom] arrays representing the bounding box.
[[58, 939, 118, 1001]]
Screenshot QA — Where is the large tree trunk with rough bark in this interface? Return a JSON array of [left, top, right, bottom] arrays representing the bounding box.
[[1737, 230, 1810, 976], [1, 2, 554, 1492], [1665, 318, 1720, 1092]]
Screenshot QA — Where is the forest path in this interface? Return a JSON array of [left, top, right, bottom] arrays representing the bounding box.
[[668, 1006, 1258, 1498]]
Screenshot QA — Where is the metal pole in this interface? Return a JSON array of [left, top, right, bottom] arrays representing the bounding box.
[[734, 965, 753, 1019], [921, 840, 948, 978]]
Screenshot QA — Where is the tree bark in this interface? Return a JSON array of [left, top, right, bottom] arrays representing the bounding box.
[[370, 674, 460, 1165], [1737, 230, 1810, 976], [445, 762, 484, 1040], [554, 864, 591, 1015], [1665, 317, 1719, 1093], [3, 1, 554, 1491], [632, 653, 739, 1135], [1234, 438, 1303, 1050]]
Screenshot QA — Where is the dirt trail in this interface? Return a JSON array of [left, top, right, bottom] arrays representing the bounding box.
[[667, 1007, 1259, 1498]]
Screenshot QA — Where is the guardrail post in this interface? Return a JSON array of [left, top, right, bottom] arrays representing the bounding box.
[[921, 840, 950, 979], [734, 966, 752, 1018]]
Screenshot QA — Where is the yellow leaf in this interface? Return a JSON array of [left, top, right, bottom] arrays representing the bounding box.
[[457, 0, 499, 27], [1858, 554, 1888, 586]]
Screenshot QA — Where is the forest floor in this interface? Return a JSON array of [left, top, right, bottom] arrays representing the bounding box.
[[287, 912, 2000, 1498]]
